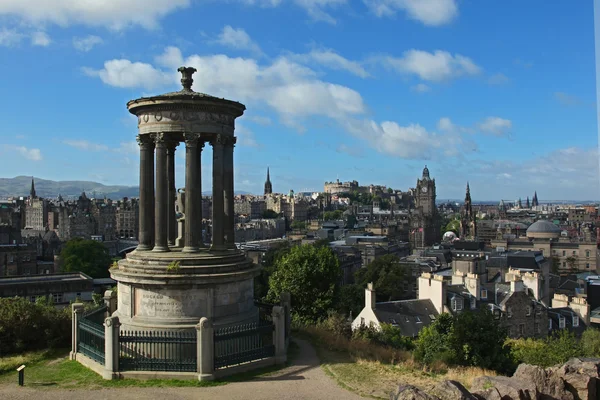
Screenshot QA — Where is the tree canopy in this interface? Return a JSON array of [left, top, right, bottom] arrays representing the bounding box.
[[354, 255, 411, 302], [59, 238, 112, 278], [267, 243, 341, 323]]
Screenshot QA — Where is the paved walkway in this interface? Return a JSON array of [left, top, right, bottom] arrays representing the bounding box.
[[0, 339, 362, 400]]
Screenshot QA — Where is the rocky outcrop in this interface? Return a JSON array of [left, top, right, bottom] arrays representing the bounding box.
[[389, 358, 600, 400]]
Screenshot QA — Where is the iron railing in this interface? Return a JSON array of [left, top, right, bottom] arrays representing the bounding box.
[[213, 320, 275, 370], [119, 330, 197, 372], [78, 305, 107, 364]]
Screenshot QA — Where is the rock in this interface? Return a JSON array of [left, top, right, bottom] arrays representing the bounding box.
[[431, 380, 476, 400], [554, 358, 600, 400], [390, 384, 440, 400], [471, 387, 502, 400], [513, 363, 574, 400], [471, 376, 537, 400]]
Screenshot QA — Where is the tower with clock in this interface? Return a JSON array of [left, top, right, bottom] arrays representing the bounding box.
[[411, 166, 439, 248]]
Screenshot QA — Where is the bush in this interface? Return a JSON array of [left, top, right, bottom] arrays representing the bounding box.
[[0, 297, 71, 356], [319, 311, 352, 339], [508, 329, 583, 368]]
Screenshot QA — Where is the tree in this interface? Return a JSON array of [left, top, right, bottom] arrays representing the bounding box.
[[254, 241, 291, 300], [323, 210, 343, 221], [59, 238, 112, 278], [262, 209, 279, 219], [582, 328, 600, 357], [387, 188, 394, 194], [346, 214, 357, 229], [354, 255, 411, 302], [290, 221, 306, 230], [551, 256, 561, 275], [267, 244, 341, 323], [445, 219, 460, 234], [566, 256, 579, 273]]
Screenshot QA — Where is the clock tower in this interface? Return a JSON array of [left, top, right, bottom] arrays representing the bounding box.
[[411, 166, 439, 249]]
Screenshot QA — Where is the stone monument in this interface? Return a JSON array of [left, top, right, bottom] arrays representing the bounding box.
[[110, 67, 260, 332]]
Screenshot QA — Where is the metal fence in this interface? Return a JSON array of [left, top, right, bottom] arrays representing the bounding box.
[[78, 305, 107, 364], [119, 330, 197, 372], [213, 319, 275, 370]]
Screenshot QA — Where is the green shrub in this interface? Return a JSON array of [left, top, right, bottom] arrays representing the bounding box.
[[319, 311, 352, 339], [0, 297, 71, 356], [508, 329, 583, 368]]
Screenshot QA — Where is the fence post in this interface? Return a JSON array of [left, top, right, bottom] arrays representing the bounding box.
[[280, 292, 291, 349], [104, 290, 117, 315], [103, 316, 120, 380], [70, 303, 84, 360], [272, 306, 286, 364], [196, 317, 214, 381]]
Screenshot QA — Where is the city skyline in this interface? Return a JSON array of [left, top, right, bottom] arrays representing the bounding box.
[[0, 0, 597, 200]]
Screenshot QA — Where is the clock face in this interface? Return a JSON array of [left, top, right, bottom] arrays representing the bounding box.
[[421, 186, 428, 193]]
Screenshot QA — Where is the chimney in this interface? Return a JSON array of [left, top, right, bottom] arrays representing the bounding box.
[[511, 278, 524, 293], [365, 282, 376, 310]]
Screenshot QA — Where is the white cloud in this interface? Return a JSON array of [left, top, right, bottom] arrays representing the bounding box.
[[215, 26, 262, 56], [73, 35, 103, 52], [0, 0, 190, 31], [63, 139, 109, 151], [344, 118, 477, 160], [554, 92, 584, 107], [411, 83, 430, 93], [364, 0, 458, 26], [436, 117, 473, 134], [235, 124, 259, 147], [477, 116, 512, 136], [114, 141, 138, 154], [0, 28, 24, 46], [86, 47, 366, 129], [30, 31, 51, 46], [488, 73, 510, 85], [292, 49, 370, 78], [246, 115, 273, 125], [9, 146, 42, 161], [383, 49, 481, 82], [236, 0, 345, 24], [82, 59, 173, 91]]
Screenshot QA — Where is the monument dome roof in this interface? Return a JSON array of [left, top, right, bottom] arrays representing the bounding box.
[[526, 220, 561, 238]]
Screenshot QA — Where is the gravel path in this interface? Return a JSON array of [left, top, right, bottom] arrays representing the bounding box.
[[0, 338, 362, 400]]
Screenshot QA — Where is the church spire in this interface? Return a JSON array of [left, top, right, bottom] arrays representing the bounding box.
[[30, 177, 36, 199], [264, 166, 273, 195]]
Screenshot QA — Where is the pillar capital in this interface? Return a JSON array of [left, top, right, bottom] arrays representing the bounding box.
[[152, 132, 168, 145], [211, 134, 236, 148], [183, 132, 205, 149], [136, 134, 154, 147]]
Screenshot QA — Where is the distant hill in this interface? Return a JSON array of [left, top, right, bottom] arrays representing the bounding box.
[[0, 176, 139, 199], [0, 176, 255, 199]]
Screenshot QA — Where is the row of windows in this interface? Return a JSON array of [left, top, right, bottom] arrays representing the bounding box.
[[553, 249, 591, 258]]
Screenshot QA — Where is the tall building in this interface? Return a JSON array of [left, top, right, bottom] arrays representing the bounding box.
[[24, 178, 48, 231], [532, 191, 539, 207], [411, 166, 439, 248], [460, 182, 477, 240], [264, 167, 273, 195]]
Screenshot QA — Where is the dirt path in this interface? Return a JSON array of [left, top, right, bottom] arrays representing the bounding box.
[[0, 338, 363, 400]]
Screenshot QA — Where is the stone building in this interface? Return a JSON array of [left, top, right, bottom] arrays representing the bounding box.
[[491, 220, 598, 273], [234, 218, 285, 242], [264, 167, 272, 195], [459, 183, 477, 240], [0, 243, 38, 276], [234, 197, 266, 219], [410, 166, 439, 248], [24, 179, 48, 231], [92, 198, 117, 241], [0, 272, 95, 306], [116, 198, 139, 239], [324, 179, 360, 194], [266, 192, 309, 222]]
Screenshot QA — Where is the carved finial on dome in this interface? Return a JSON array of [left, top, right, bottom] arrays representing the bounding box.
[[177, 66, 197, 91]]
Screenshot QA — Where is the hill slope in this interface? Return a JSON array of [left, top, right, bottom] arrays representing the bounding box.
[[0, 176, 139, 199]]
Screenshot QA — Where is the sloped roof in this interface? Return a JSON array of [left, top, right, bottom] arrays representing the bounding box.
[[374, 299, 438, 337]]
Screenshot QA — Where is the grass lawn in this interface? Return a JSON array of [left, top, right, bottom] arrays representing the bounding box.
[[296, 329, 498, 399], [0, 341, 300, 389]]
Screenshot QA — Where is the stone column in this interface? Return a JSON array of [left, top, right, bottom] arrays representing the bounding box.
[[223, 136, 236, 249], [103, 316, 120, 380], [183, 133, 204, 252], [136, 135, 155, 251], [103, 290, 117, 315], [70, 303, 84, 360], [210, 134, 225, 251], [272, 306, 286, 364], [153, 133, 169, 252], [196, 317, 214, 381], [167, 140, 178, 246]]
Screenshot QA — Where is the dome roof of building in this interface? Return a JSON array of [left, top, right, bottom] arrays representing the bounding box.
[[526, 220, 561, 234]]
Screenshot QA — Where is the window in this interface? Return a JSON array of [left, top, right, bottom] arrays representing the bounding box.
[[471, 297, 476, 310], [52, 293, 63, 303], [535, 322, 540, 334], [429, 314, 436, 321], [526, 306, 532, 316], [494, 310, 500, 319], [587, 250, 591, 258], [559, 317, 566, 329], [563, 251, 566, 256], [519, 324, 525, 336], [573, 316, 580, 327], [507, 307, 513, 318], [563, 262, 566, 268], [29, 296, 36, 303], [451, 298, 463, 312], [573, 251, 577, 256], [361, 317, 365, 326], [481, 289, 488, 299], [415, 316, 422, 324], [587, 263, 590, 269]]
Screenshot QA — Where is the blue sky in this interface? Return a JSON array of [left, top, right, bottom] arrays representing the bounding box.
[[0, 0, 597, 201]]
